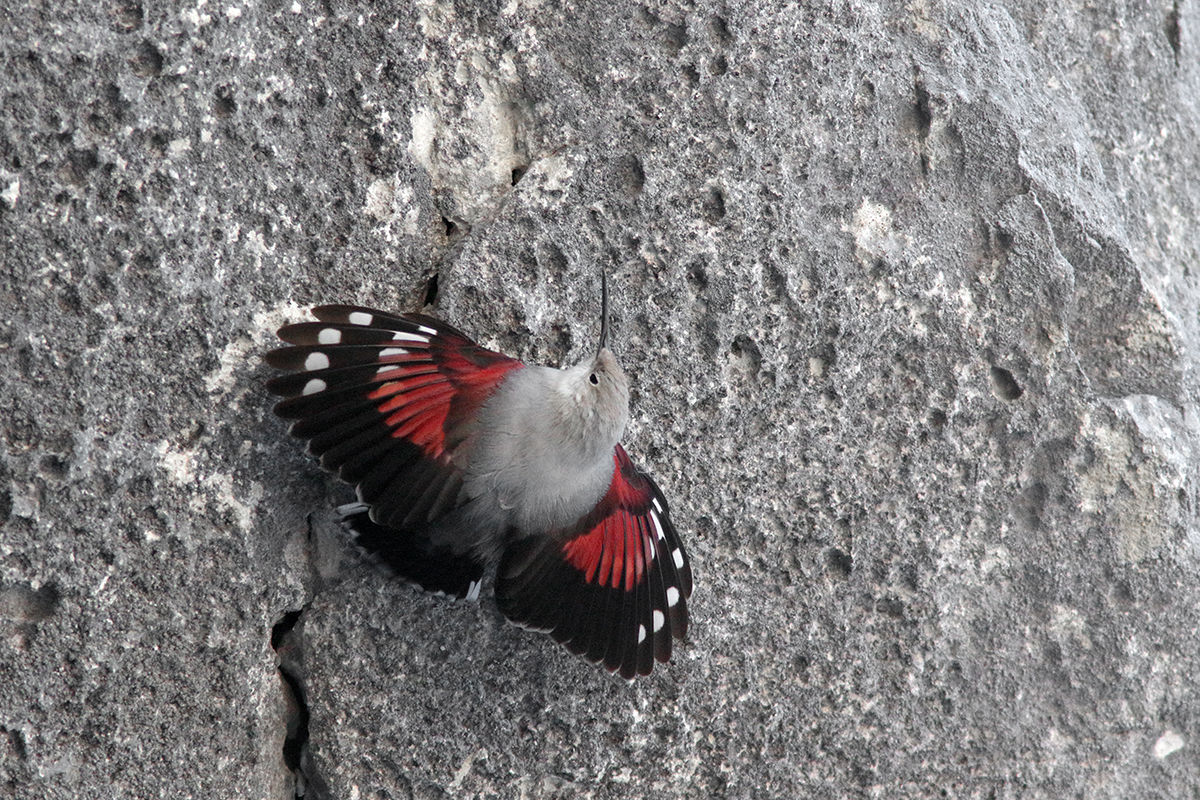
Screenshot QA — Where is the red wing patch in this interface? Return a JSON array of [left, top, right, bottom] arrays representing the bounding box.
[[265, 306, 523, 531], [496, 445, 693, 679]]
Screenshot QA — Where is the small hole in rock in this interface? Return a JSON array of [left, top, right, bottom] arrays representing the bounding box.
[[913, 79, 932, 140], [510, 165, 527, 185], [113, 1, 144, 31], [213, 90, 236, 118], [271, 610, 303, 649], [826, 548, 853, 580], [0, 583, 61, 622], [876, 597, 905, 619], [422, 272, 440, 306], [663, 22, 688, 55], [710, 15, 733, 47], [132, 41, 163, 77], [617, 154, 644, 196], [990, 366, 1023, 401], [703, 186, 726, 222], [39, 455, 68, 480], [3, 727, 27, 761], [1166, 2, 1182, 63], [730, 334, 761, 375]]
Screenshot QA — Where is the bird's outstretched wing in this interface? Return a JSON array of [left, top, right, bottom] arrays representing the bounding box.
[[265, 305, 523, 597], [496, 445, 693, 679]]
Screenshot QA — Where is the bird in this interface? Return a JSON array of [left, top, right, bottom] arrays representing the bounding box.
[[263, 276, 692, 679]]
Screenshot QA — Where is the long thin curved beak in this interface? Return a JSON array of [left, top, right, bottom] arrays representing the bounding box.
[[597, 269, 610, 355]]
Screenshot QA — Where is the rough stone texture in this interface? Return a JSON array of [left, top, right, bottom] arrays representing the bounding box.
[[2, 0, 1199, 797]]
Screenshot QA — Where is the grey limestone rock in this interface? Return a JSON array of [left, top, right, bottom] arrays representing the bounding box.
[[2, 0, 1199, 797]]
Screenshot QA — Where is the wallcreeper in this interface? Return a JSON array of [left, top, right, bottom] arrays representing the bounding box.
[[265, 277, 692, 679]]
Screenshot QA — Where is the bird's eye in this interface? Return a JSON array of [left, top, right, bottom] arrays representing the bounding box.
[[589, 373, 599, 385]]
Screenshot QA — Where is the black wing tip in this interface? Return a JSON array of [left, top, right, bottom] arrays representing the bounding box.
[[263, 346, 297, 371], [524, 619, 667, 682], [265, 305, 477, 349], [305, 305, 469, 337], [311, 303, 399, 322]]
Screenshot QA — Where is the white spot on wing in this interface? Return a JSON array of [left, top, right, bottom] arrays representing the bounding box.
[[318, 328, 342, 344], [348, 311, 373, 326], [653, 610, 665, 632], [392, 331, 429, 343], [466, 580, 481, 602], [672, 548, 684, 569], [304, 352, 330, 371], [652, 498, 663, 513], [418, 325, 438, 336], [650, 510, 666, 540], [667, 587, 680, 607], [378, 347, 407, 357], [376, 365, 401, 375], [302, 378, 326, 395], [637, 624, 647, 643]]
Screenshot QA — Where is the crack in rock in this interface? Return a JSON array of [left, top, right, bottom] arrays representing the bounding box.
[[271, 607, 328, 799]]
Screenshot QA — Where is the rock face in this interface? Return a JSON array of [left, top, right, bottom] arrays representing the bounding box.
[[2, 1, 1199, 797]]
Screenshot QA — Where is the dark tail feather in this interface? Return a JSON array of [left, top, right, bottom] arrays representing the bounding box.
[[338, 503, 485, 601]]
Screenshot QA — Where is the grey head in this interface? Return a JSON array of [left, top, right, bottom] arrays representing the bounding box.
[[550, 269, 629, 464]]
